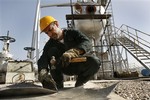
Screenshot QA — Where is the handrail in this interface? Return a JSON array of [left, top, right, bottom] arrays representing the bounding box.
[[104, 0, 111, 14], [119, 29, 150, 49], [121, 24, 150, 37], [113, 25, 150, 51], [111, 25, 150, 71]]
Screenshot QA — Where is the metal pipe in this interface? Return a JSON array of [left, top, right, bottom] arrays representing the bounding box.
[[31, 0, 40, 61]]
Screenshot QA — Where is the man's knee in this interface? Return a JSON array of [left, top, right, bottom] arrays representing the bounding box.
[[87, 56, 101, 69]]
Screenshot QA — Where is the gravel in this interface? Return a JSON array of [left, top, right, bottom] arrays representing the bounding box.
[[114, 80, 150, 100]]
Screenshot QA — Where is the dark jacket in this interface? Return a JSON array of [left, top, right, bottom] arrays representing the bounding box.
[[38, 29, 92, 71], [44, 29, 92, 55]]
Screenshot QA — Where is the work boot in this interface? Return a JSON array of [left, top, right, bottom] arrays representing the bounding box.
[[42, 74, 58, 91], [38, 69, 58, 91], [51, 69, 64, 90], [56, 82, 64, 90], [75, 75, 91, 87]]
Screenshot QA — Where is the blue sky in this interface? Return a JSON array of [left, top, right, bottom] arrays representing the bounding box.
[[0, 0, 150, 61]]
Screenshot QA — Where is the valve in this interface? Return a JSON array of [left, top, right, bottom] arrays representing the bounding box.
[[24, 47, 35, 59]]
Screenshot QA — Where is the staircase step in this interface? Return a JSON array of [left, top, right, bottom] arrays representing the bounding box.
[[140, 58, 150, 60], [124, 44, 131, 46], [130, 49, 145, 51], [145, 62, 150, 64], [134, 52, 146, 54], [137, 54, 150, 57], [127, 47, 135, 49], [125, 45, 132, 48], [124, 42, 131, 44]]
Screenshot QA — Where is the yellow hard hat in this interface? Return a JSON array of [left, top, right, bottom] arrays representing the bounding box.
[[40, 16, 56, 32]]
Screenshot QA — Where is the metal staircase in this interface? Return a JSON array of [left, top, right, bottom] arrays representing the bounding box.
[[115, 24, 150, 72], [96, 0, 150, 77]]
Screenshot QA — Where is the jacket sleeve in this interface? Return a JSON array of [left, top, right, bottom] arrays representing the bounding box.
[[71, 29, 92, 54]]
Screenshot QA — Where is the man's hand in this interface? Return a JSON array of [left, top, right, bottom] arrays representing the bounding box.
[[38, 69, 54, 83], [62, 49, 80, 67], [38, 69, 48, 82], [63, 49, 79, 61], [38, 69, 58, 91]]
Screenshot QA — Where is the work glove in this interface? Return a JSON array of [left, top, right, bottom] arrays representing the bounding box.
[[38, 69, 54, 83], [38, 69, 49, 82], [38, 69, 58, 91], [62, 49, 80, 67], [63, 49, 80, 60]]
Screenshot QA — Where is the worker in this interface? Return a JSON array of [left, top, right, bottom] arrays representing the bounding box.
[[38, 16, 101, 91]]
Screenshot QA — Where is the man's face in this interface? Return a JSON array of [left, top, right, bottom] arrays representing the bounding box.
[[44, 23, 60, 40]]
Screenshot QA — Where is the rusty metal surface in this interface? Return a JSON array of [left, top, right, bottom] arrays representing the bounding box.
[[0, 82, 117, 100]]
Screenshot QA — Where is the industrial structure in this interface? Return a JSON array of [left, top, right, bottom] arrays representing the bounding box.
[[31, 0, 150, 80], [0, 0, 150, 85]]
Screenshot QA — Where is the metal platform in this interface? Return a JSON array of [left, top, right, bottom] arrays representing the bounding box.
[[66, 14, 111, 20]]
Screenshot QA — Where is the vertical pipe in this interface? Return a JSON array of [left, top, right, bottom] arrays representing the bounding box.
[[31, 0, 40, 61], [70, 0, 74, 28], [36, 11, 41, 62]]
